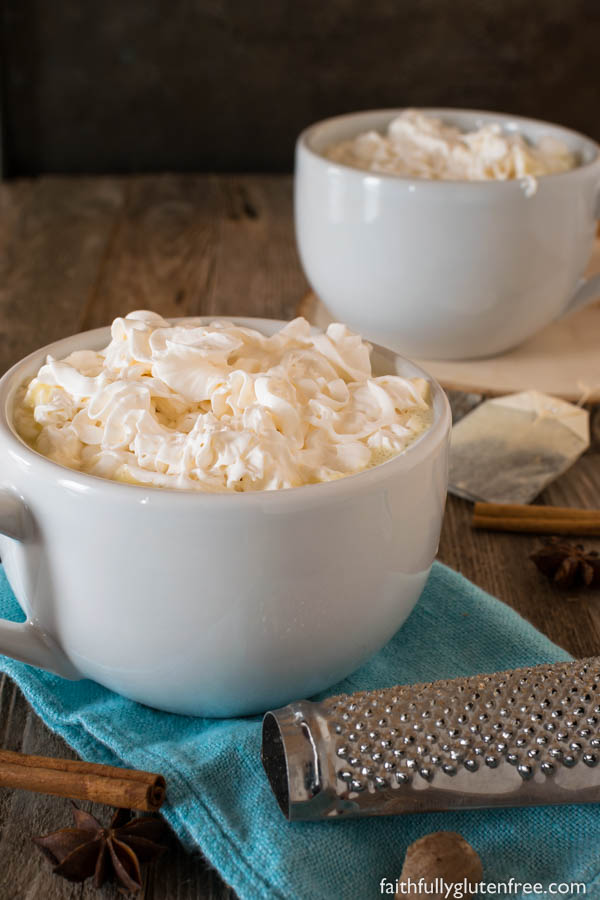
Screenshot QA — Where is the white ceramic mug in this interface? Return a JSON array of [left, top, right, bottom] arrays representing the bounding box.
[[295, 109, 600, 360], [0, 319, 451, 717]]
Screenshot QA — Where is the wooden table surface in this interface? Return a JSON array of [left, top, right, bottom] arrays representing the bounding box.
[[1, 174, 599, 899]]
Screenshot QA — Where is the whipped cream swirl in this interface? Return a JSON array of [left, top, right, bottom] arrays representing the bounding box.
[[15, 312, 432, 492], [325, 110, 576, 191]]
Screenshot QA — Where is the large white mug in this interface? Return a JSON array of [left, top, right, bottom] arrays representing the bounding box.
[[0, 319, 450, 717], [295, 109, 600, 360]]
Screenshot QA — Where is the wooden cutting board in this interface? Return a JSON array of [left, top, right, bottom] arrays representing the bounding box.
[[298, 239, 600, 402]]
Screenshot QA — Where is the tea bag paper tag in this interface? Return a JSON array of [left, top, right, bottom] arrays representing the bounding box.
[[448, 390, 590, 504]]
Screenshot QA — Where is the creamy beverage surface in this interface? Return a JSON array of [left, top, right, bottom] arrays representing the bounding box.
[[325, 109, 576, 189], [14, 312, 433, 492]]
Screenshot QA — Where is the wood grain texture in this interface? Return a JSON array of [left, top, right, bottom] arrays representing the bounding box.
[[80, 175, 306, 330], [0, 174, 598, 899], [0, 176, 124, 371]]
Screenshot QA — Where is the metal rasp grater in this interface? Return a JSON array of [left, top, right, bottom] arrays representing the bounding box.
[[261, 657, 600, 821]]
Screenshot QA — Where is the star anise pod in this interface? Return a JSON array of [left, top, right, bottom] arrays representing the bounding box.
[[530, 539, 600, 589], [34, 803, 167, 894]]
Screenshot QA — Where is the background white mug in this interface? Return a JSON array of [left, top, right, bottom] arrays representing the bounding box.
[[295, 109, 600, 360], [0, 319, 450, 717]]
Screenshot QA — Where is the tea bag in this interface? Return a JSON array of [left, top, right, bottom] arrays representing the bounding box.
[[449, 390, 589, 504]]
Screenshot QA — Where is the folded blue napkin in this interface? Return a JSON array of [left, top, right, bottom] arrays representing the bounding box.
[[1, 561, 598, 899]]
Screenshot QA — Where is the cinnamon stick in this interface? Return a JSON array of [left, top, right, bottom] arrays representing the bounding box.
[[0, 749, 165, 811], [472, 503, 600, 536]]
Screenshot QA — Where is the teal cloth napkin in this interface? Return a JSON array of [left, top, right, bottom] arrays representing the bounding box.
[[1, 561, 599, 900]]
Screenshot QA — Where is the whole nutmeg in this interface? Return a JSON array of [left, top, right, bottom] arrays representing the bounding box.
[[396, 831, 483, 898]]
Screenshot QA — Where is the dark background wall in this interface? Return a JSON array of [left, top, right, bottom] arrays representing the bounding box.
[[1, 0, 599, 176]]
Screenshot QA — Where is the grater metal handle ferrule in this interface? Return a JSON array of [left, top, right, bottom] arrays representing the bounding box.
[[261, 658, 600, 821]]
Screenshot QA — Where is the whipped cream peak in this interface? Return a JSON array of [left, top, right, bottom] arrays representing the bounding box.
[[15, 313, 432, 492], [325, 109, 576, 190]]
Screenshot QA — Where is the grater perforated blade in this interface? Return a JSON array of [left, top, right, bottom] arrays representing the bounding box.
[[261, 657, 600, 821]]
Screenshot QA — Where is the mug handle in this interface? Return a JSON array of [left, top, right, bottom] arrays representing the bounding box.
[[560, 272, 600, 319], [0, 490, 79, 679]]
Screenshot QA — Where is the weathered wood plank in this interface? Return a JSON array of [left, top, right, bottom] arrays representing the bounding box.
[[201, 176, 308, 322], [80, 174, 307, 329], [0, 176, 124, 374], [80, 175, 224, 329], [438, 491, 600, 661]]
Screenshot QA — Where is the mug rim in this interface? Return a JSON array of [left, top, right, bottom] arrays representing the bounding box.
[[298, 106, 600, 186], [0, 316, 452, 506]]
